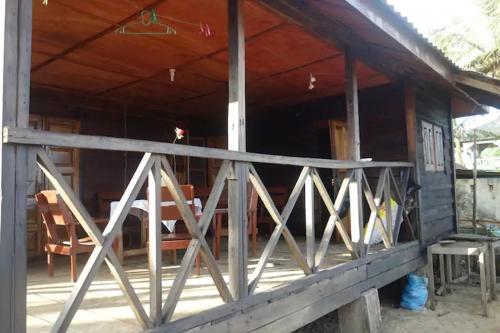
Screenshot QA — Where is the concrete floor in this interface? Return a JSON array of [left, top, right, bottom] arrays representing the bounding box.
[[27, 237, 368, 333]]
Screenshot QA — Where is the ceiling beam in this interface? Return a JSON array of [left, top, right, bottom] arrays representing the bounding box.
[[455, 73, 500, 96]]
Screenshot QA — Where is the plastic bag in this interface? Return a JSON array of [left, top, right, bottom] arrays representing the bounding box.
[[400, 273, 428, 311]]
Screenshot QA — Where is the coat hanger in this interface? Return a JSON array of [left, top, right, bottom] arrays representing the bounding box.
[[116, 9, 176, 36]]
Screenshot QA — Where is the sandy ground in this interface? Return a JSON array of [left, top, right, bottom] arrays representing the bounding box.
[[297, 285, 500, 333], [383, 287, 500, 333]]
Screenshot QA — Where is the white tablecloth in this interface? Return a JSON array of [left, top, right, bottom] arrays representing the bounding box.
[[110, 198, 203, 232]]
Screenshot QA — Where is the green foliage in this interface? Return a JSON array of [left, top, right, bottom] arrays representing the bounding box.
[[431, 0, 500, 77]]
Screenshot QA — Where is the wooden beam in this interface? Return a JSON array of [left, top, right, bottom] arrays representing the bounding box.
[[152, 242, 422, 333], [404, 83, 423, 242], [227, 0, 248, 300], [345, 49, 364, 257], [305, 172, 315, 269], [4, 127, 414, 169], [148, 157, 162, 326], [455, 73, 500, 96], [0, 0, 32, 332]]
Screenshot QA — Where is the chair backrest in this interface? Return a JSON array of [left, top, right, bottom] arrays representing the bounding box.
[[97, 191, 122, 218], [147, 184, 195, 221], [35, 190, 77, 245]]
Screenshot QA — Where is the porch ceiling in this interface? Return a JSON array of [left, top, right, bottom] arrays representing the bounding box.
[[31, 0, 389, 115]]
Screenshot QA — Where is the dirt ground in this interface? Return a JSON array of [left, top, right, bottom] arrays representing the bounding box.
[[383, 287, 500, 333], [297, 285, 500, 333]]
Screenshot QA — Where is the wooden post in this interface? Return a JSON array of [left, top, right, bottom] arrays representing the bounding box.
[[472, 129, 478, 233], [345, 48, 363, 257], [148, 157, 162, 325], [227, 0, 248, 300], [0, 1, 32, 332], [305, 171, 315, 269], [404, 84, 423, 243]]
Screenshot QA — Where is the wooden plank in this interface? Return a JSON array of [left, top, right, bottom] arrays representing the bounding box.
[[247, 165, 311, 294], [154, 242, 419, 333], [345, 48, 360, 162], [162, 160, 232, 322], [393, 168, 410, 244], [152, 243, 422, 333], [253, 257, 424, 333], [227, 0, 248, 300], [51, 153, 154, 332], [384, 171, 394, 245], [362, 168, 391, 255], [345, 48, 363, 257], [148, 156, 162, 326], [305, 172, 315, 269], [0, 0, 32, 331], [4, 127, 414, 170], [248, 166, 310, 294], [312, 169, 355, 266], [160, 157, 233, 303]]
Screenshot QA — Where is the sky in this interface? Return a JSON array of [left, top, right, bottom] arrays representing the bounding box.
[[386, 0, 499, 132]]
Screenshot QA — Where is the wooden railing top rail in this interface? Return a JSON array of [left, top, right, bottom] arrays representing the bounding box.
[[3, 127, 413, 169]]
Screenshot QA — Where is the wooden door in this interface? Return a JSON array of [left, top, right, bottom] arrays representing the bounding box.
[[44, 117, 81, 196], [328, 120, 351, 242]]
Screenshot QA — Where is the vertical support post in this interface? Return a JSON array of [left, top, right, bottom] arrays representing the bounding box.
[[305, 171, 315, 270], [148, 156, 162, 325], [227, 0, 248, 300], [472, 129, 478, 233], [345, 48, 363, 257], [384, 170, 393, 245], [0, 1, 32, 332], [404, 83, 423, 243]]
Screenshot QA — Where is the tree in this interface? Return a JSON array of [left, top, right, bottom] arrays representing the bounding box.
[[431, 0, 500, 78]]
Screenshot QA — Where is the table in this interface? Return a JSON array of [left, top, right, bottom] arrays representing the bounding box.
[[109, 198, 203, 261], [449, 233, 500, 300], [427, 241, 490, 316]]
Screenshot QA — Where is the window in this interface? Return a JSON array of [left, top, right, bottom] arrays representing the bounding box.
[[422, 120, 445, 172]]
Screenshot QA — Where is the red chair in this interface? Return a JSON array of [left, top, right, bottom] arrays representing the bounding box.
[[35, 190, 109, 282], [144, 185, 201, 275]]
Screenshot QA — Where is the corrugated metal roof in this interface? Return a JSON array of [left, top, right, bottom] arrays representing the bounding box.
[[376, 0, 462, 72]]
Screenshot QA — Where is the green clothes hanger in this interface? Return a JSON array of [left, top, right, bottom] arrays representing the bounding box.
[[116, 9, 176, 36]]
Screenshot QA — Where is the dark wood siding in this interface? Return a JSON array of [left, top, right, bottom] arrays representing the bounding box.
[[415, 89, 456, 244]]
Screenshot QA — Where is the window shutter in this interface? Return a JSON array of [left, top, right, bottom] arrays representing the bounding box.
[[433, 126, 445, 171], [422, 120, 435, 171]]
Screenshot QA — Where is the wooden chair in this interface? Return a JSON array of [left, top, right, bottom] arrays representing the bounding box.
[[258, 186, 288, 236], [144, 184, 201, 275], [35, 190, 109, 282], [212, 184, 259, 259]]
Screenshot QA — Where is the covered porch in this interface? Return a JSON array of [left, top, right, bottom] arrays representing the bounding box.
[[0, 0, 469, 332]]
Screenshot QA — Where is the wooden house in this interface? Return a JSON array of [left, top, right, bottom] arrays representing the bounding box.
[[1, 1, 500, 332]]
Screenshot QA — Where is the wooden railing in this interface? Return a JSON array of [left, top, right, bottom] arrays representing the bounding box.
[[4, 127, 415, 332]]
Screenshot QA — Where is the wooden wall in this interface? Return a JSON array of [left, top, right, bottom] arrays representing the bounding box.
[[30, 89, 185, 215], [415, 88, 456, 244]]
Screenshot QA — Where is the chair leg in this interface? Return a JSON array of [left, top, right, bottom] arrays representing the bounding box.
[[70, 254, 77, 283], [47, 253, 54, 278]]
